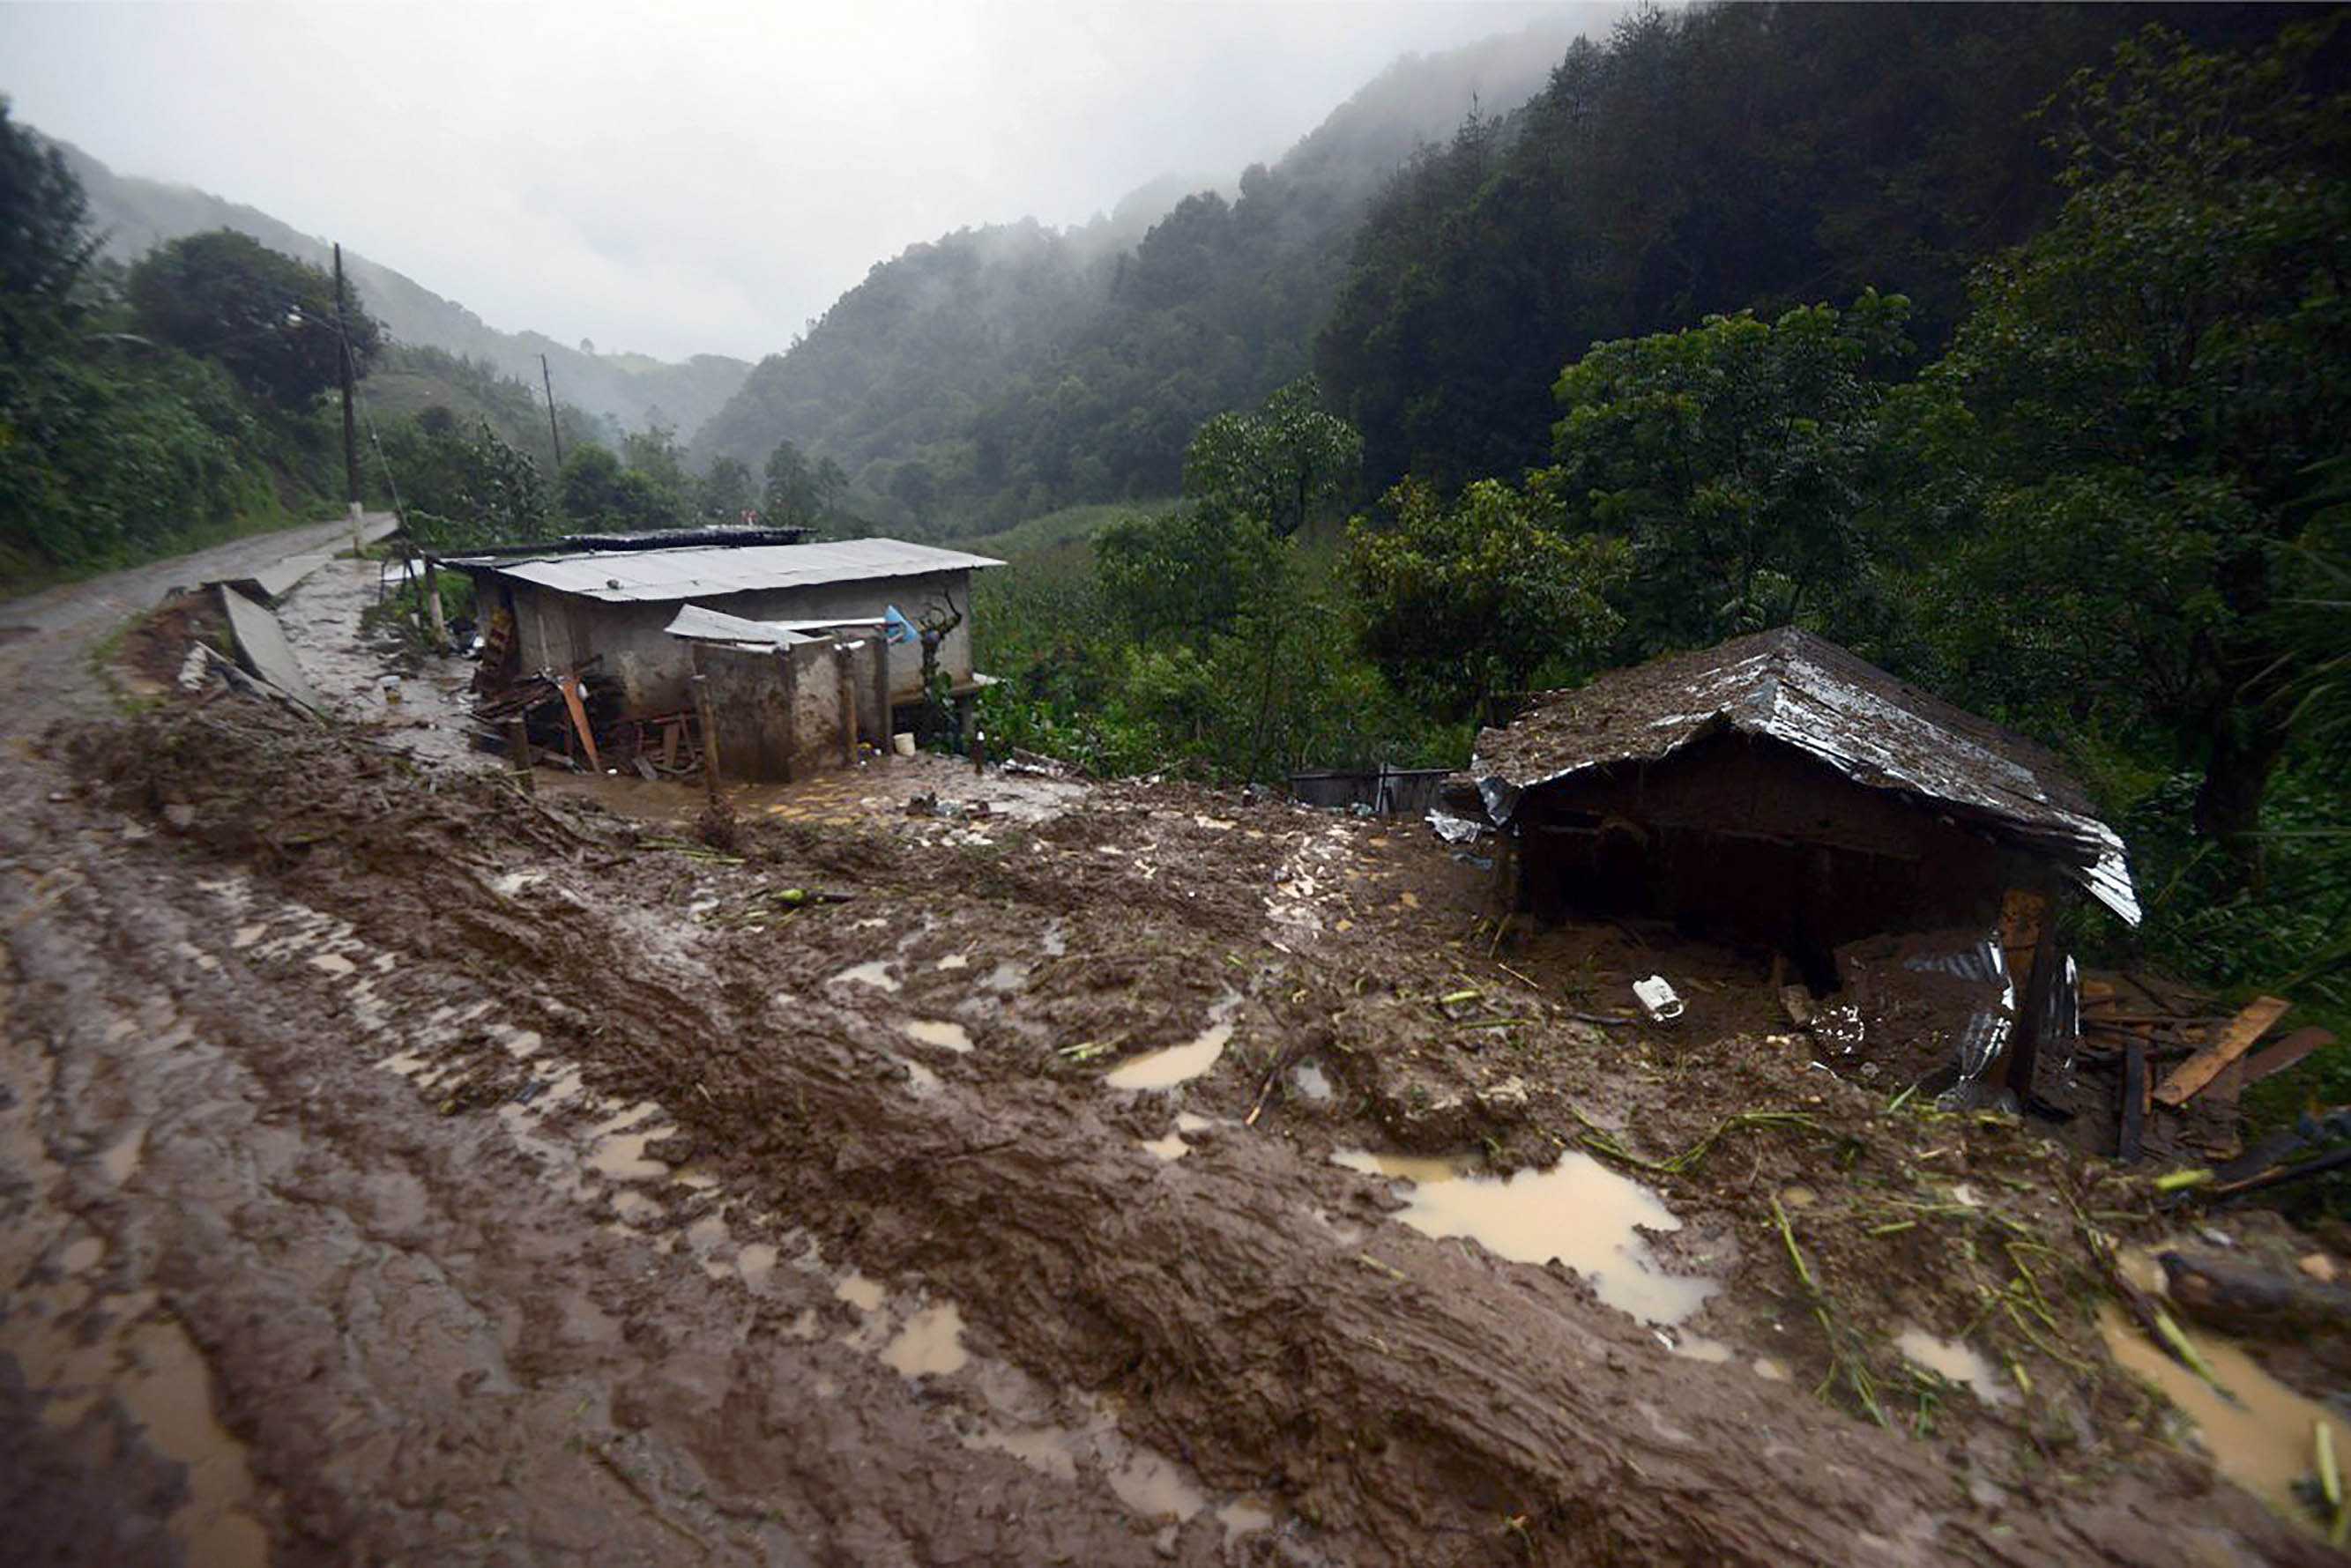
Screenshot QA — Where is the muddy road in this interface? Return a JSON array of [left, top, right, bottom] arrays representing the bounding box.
[[3, 531, 2339, 1565]]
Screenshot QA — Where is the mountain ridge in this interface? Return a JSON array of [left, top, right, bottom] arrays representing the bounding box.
[[49, 134, 751, 441]]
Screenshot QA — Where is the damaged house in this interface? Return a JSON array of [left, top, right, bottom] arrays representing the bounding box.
[[1462, 628, 2139, 1104], [443, 536, 1002, 782]]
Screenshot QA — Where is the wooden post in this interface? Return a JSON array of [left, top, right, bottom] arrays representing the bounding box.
[[872, 635, 894, 752], [504, 717, 534, 795], [835, 642, 857, 768], [689, 664, 724, 806], [2005, 915, 2061, 1104], [777, 642, 800, 784], [2119, 1041, 2147, 1163]]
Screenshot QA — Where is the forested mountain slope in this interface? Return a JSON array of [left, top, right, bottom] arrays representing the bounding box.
[[52, 136, 749, 439], [1315, 2, 2309, 489], [689, 19, 1592, 532]]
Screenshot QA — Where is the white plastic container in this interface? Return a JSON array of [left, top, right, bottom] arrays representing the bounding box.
[[892, 732, 917, 757], [1633, 975, 1685, 1022]]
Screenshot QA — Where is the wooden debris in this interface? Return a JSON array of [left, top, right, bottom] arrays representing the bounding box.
[[2160, 1250, 2351, 1341], [2118, 1041, 2147, 1164], [2154, 995, 2292, 1109], [2243, 1027, 2340, 1089]]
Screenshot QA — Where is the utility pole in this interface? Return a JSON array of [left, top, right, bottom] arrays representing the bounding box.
[[540, 353, 564, 469], [333, 243, 361, 526]]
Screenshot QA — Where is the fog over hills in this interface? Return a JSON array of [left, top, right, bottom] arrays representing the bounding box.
[[691, 15, 1609, 531], [52, 137, 751, 442]]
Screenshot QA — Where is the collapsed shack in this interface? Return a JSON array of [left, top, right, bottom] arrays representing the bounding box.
[[1462, 628, 2140, 1110], [440, 536, 1003, 783]]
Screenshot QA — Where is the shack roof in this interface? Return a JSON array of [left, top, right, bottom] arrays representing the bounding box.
[[1471, 628, 2139, 924], [445, 537, 1002, 604]]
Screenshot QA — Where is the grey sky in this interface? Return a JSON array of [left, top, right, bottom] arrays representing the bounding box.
[[3, 1, 1594, 362]]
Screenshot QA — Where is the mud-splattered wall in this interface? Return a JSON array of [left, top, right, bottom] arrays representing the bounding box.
[[472, 567, 978, 720]]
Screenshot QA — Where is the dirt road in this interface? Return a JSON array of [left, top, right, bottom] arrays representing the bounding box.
[[2, 528, 2336, 1566]]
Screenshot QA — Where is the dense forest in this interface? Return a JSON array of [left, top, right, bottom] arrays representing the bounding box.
[[689, 21, 1581, 529]]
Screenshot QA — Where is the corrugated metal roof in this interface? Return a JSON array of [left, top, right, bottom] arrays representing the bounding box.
[[1471, 628, 2139, 925], [447, 538, 1002, 603]]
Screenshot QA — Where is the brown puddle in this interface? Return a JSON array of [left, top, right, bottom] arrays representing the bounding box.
[[117, 1318, 271, 1568], [1104, 1023, 1232, 1092], [901, 1019, 972, 1053], [1333, 1149, 1716, 1325], [2100, 1304, 2338, 1528], [1895, 1327, 2012, 1406], [881, 1303, 969, 1378]]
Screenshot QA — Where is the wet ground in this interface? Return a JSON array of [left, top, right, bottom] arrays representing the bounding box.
[[4, 528, 2347, 1565]]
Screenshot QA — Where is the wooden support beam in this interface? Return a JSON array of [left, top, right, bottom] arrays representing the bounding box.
[[557, 674, 600, 773], [835, 643, 857, 768], [777, 643, 800, 784], [2119, 1041, 2147, 1163], [2155, 996, 2293, 1109], [688, 661, 724, 806], [503, 717, 535, 796]]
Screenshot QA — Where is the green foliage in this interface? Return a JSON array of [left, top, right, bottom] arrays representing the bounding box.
[[1317, 4, 2294, 492], [557, 443, 681, 533], [1895, 21, 2349, 865], [1095, 506, 1283, 646], [1551, 293, 1913, 651], [1181, 376, 1362, 538], [386, 417, 552, 553], [0, 99, 97, 358], [0, 100, 333, 591], [127, 229, 382, 408], [762, 439, 847, 530], [1350, 472, 1628, 721], [697, 455, 754, 523], [360, 342, 603, 474]]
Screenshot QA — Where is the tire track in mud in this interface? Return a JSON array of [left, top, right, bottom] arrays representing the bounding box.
[[0, 795, 1199, 1566], [61, 736, 2318, 1568]]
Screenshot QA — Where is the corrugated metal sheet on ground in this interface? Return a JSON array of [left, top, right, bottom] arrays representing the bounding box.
[[1469, 628, 2139, 925], [448, 538, 1003, 603]]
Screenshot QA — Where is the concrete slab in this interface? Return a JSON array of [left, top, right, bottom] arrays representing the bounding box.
[[218, 585, 319, 710]]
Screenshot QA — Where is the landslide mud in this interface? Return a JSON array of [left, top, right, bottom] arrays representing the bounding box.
[[22, 691, 2334, 1565]]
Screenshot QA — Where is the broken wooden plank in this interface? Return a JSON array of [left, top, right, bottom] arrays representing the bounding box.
[[2154, 995, 2292, 1109], [558, 674, 601, 774], [2242, 1027, 2340, 1089], [2119, 1041, 2147, 1163]]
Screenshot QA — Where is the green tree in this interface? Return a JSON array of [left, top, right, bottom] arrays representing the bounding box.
[[1551, 291, 1913, 650], [1181, 375, 1362, 538], [1350, 472, 1629, 720], [126, 230, 382, 407], [762, 438, 845, 526], [558, 443, 677, 532], [1094, 505, 1284, 647], [620, 420, 693, 516], [390, 417, 551, 552], [698, 455, 754, 522], [0, 98, 97, 357], [1903, 23, 2350, 872]]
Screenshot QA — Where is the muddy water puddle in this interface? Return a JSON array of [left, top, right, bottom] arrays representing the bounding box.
[[831, 960, 901, 992], [2101, 1305, 2339, 1528], [1104, 995, 1242, 1092], [1895, 1327, 2013, 1406], [902, 1018, 972, 1052], [1333, 1148, 1716, 1326]]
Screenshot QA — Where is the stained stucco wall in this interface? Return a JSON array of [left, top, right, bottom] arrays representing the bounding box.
[[495, 567, 979, 719]]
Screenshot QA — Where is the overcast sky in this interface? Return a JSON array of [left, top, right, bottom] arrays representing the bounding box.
[[3, 2, 1596, 362]]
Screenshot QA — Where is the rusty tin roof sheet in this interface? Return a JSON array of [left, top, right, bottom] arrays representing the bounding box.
[[1470, 628, 2139, 924]]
